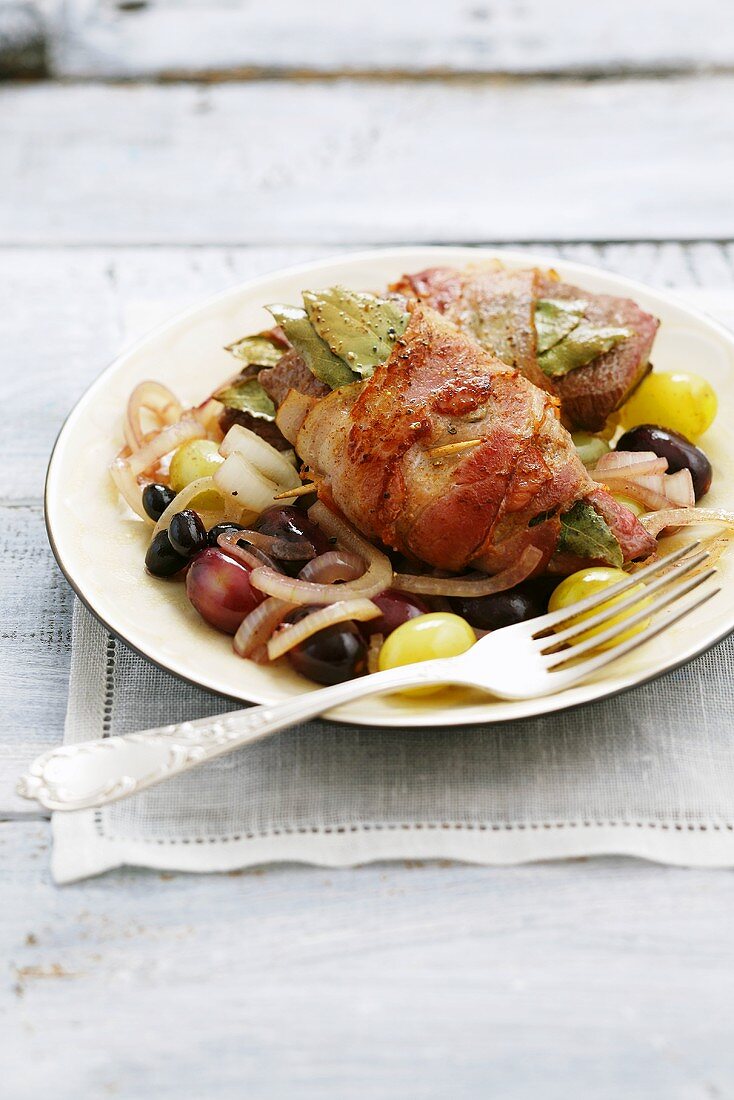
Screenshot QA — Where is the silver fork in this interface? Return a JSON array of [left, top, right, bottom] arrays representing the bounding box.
[[18, 542, 718, 812]]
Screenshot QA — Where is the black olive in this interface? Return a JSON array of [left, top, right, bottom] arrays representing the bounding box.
[[145, 530, 188, 577], [168, 510, 208, 557], [452, 580, 551, 631], [207, 522, 248, 548], [287, 622, 367, 685], [142, 483, 177, 522], [616, 424, 712, 500]]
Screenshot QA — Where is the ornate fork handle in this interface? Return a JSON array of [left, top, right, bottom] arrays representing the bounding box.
[[18, 660, 453, 811]]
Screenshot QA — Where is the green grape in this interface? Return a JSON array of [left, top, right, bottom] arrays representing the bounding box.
[[619, 372, 717, 441], [168, 439, 224, 503], [378, 612, 475, 694], [549, 567, 651, 650]]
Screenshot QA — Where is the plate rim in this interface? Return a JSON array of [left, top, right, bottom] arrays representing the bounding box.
[[44, 244, 734, 726]]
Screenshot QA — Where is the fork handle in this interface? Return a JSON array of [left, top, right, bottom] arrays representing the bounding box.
[[17, 659, 454, 811]]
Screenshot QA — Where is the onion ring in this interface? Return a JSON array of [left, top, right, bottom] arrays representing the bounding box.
[[234, 597, 294, 658], [152, 476, 225, 538], [109, 457, 151, 522], [640, 507, 734, 538], [128, 417, 205, 477], [298, 550, 365, 583], [249, 505, 391, 604], [217, 532, 280, 572], [126, 381, 183, 450], [267, 599, 380, 661], [393, 545, 542, 597]]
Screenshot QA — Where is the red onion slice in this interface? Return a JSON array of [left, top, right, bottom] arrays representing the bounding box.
[[267, 599, 380, 661], [393, 546, 543, 597], [217, 532, 280, 572], [234, 597, 294, 658], [128, 417, 205, 477], [592, 454, 668, 479], [109, 457, 151, 522], [249, 505, 392, 604], [594, 469, 695, 511], [640, 507, 734, 538], [227, 528, 317, 562], [126, 381, 183, 450], [298, 550, 365, 583]]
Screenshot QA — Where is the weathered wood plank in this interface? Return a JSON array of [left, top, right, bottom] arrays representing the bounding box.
[[2, 78, 733, 245], [3, 820, 734, 1099], [49, 0, 734, 79]]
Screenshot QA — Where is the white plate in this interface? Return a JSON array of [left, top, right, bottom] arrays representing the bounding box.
[[45, 247, 734, 727]]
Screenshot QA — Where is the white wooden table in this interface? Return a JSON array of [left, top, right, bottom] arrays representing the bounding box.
[[3, 5, 734, 1096]]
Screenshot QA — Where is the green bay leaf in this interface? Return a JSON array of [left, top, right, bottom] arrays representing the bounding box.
[[539, 320, 632, 378], [303, 286, 408, 379], [225, 333, 285, 367], [213, 377, 276, 420], [535, 298, 587, 354], [558, 501, 623, 568], [266, 303, 356, 390]]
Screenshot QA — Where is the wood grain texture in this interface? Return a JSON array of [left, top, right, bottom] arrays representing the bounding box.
[[3, 821, 734, 1100], [49, 0, 734, 79], [2, 78, 734, 245]]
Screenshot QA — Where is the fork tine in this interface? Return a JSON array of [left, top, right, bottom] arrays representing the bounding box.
[[532, 540, 701, 637], [545, 584, 720, 688], [546, 568, 717, 667], [542, 549, 710, 651]]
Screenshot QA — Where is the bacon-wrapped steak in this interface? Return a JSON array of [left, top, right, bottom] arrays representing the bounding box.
[[296, 304, 655, 575], [391, 262, 659, 431]]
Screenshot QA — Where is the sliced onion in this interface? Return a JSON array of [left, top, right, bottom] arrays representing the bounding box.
[[217, 532, 280, 571], [298, 550, 365, 583], [267, 599, 380, 661], [594, 450, 667, 474], [595, 469, 695, 511], [214, 451, 293, 512], [152, 476, 224, 538], [233, 597, 294, 658], [249, 503, 392, 604], [109, 457, 151, 522], [220, 424, 300, 490], [640, 507, 734, 538], [127, 417, 205, 477], [592, 452, 668, 478], [126, 381, 183, 450], [393, 545, 543, 596], [220, 527, 315, 561], [276, 390, 319, 445]]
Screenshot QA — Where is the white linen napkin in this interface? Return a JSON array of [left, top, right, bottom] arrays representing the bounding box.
[[52, 290, 734, 882]]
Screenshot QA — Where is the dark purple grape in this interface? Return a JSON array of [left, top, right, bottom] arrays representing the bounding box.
[[145, 530, 188, 578], [361, 590, 429, 638], [616, 424, 712, 500], [452, 581, 550, 631], [168, 510, 207, 558], [257, 506, 330, 557], [256, 505, 331, 575], [185, 547, 263, 634], [288, 622, 367, 685], [207, 521, 248, 548], [142, 482, 176, 522]]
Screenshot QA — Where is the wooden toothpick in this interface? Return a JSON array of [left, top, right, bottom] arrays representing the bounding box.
[[425, 438, 482, 460], [273, 482, 318, 500]]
